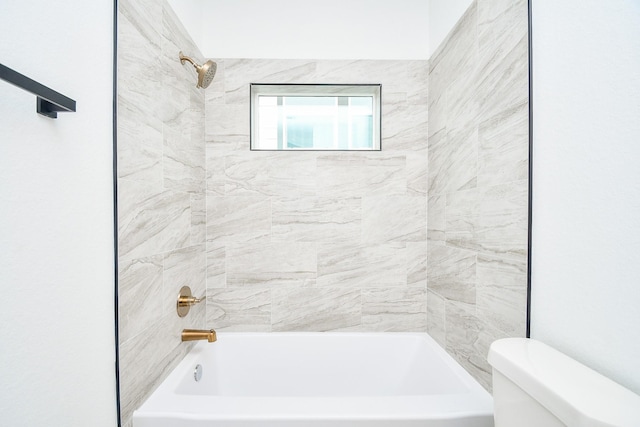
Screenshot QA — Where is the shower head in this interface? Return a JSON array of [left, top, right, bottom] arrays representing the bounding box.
[[179, 51, 217, 89]]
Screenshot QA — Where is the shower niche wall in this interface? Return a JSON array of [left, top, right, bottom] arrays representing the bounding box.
[[115, 0, 529, 425]]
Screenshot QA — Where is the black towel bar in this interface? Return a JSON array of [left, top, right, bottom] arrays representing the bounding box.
[[0, 63, 76, 119]]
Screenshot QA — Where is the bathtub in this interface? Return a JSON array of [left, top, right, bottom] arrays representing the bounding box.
[[133, 333, 493, 427]]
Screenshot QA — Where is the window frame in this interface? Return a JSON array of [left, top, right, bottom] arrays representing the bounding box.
[[250, 83, 382, 151]]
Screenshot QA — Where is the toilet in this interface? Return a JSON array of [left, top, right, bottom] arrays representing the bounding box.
[[488, 338, 640, 427]]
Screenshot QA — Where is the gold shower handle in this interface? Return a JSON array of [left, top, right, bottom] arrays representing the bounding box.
[[179, 295, 205, 306], [176, 286, 205, 317]]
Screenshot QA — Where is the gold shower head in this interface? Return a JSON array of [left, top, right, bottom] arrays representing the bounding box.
[[179, 51, 217, 89]]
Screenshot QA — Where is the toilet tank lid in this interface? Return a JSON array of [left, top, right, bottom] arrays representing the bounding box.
[[488, 338, 640, 427]]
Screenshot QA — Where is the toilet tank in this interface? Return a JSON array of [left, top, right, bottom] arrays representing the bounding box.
[[488, 338, 640, 427]]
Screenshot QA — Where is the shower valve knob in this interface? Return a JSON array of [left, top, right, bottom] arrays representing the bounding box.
[[176, 286, 205, 317]]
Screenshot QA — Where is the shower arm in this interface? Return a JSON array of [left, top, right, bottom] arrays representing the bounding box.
[[179, 52, 199, 69]]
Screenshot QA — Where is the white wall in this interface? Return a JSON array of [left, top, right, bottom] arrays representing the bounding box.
[[167, 0, 205, 50], [427, 0, 473, 56], [0, 1, 117, 426], [196, 0, 431, 59], [531, 0, 640, 394], [169, 0, 473, 61]]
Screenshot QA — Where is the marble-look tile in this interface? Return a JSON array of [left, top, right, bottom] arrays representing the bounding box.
[[117, 11, 162, 132], [407, 242, 427, 287], [226, 241, 317, 287], [316, 154, 406, 197], [225, 59, 317, 104], [427, 194, 446, 245], [427, 245, 476, 304], [206, 242, 226, 289], [361, 195, 426, 243], [206, 195, 271, 242], [445, 59, 480, 131], [446, 181, 528, 260], [163, 244, 206, 315], [317, 242, 406, 288], [476, 33, 528, 122], [429, 125, 478, 196], [118, 255, 163, 343], [406, 149, 428, 195], [158, 46, 191, 127], [206, 288, 271, 331], [428, 90, 446, 138], [118, 179, 191, 260], [205, 103, 250, 144], [272, 197, 361, 242], [190, 192, 206, 244], [429, 2, 477, 94], [225, 152, 316, 196], [119, 0, 161, 52], [205, 140, 227, 195], [478, 100, 529, 188], [382, 102, 429, 151], [163, 124, 205, 193], [478, 0, 528, 64], [476, 253, 527, 335], [118, 313, 194, 424], [445, 300, 509, 391], [426, 290, 446, 347], [117, 94, 163, 185], [272, 288, 361, 331], [361, 288, 427, 331]]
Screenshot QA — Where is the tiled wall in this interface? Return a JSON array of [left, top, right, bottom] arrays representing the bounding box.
[[426, 0, 529, 389], [204, 59, 429, 332], [116, 0, 206, 424], [116, 1, 529, 422]]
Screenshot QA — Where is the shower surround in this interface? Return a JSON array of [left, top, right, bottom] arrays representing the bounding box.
[[204, 58, 429, 333], [116, 0, 206, 425], [427, 0, 529, 389], [116, 0, 528, 425]]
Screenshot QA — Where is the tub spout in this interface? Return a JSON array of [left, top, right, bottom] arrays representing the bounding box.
[[182, 328, 217, 343]]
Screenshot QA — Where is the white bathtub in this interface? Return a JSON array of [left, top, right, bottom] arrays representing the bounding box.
[[133, 333, 493, 427]]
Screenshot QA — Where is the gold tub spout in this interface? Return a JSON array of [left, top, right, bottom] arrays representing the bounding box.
[[181, 329, 217, 342]]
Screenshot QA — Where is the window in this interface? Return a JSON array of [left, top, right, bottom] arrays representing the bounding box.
[[250, 84, 381, 151]]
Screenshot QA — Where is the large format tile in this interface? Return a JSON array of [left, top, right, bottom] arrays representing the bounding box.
[[316, 154, 407, 197], [118, 314, 195, 424], [427, 194, 446, 245], [272, 197, 361, 242], [206, 288, 271, 331], [206, 195, 271, 242], [226, 241, 317, 287], [446, 180, 528, 260], [118, 255, 163, 343], [426, 290, 446, 347], [118, 179, 191, 260], [427, 244, 477, 304], [445, 300, 509, 391], [407, 241, 427, 288], [225, 152, 316, 196], [476, 252, 527, 335], [476, 33, 528, 121], [361, 195, 426, 243], [190, 192, 206, 244], [272, 288, 361, 331], [361, 288, 427, 331], [163, 124, 206, 193], [317, 242, 406, 288], [478, 100, 529, 188], [206, 242, 226, 289]]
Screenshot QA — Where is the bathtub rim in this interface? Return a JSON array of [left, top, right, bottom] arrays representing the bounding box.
[[133, 332, 493, 422]]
